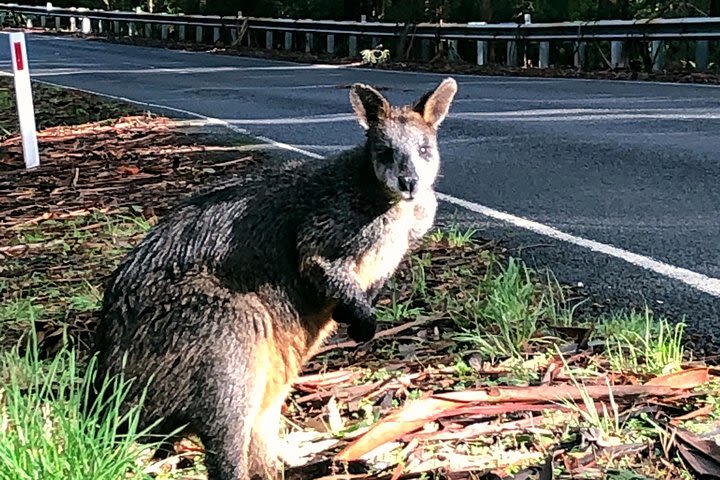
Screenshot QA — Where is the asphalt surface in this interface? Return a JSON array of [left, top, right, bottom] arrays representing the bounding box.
[[2, 34, 720, 350]]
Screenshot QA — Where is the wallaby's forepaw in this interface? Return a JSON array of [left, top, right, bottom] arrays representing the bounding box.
[[333, 301, 377, 342], [347, 318, 376, 343], [332, 300, 366, 325]]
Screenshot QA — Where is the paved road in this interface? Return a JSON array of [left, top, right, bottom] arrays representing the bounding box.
[[2, 35, 720, 350]]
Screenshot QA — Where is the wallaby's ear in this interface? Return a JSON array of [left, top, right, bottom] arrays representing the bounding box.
[[413, 77, 458, 129], [349, 83, 390, 130]]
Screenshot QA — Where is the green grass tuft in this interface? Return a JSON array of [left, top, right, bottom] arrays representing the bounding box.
[[450, 257, 559, 361], [598, 309, 686, 376], [0, 330, 166, 480]]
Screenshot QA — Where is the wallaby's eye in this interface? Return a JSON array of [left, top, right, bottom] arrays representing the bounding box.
[[419, 145, 430, 158], [380, 147, 394, 164]]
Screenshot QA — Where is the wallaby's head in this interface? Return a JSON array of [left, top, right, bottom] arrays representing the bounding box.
[[349, 77, 457, 200]]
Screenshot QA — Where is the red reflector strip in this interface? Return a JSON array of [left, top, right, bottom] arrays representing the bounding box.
[[14, 42, 24, 71]]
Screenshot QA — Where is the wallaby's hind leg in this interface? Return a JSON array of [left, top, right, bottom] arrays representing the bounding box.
[[249, 388, 297, 477], [201, 423, 250, 480], [198, 363, 267, 480]]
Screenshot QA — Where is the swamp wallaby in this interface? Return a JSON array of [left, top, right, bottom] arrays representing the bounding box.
[[92, 77, 457, 480]]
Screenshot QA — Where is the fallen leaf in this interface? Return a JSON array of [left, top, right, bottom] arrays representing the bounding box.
[[432, 382, 680, 404], [335, 381, 688, 462], [117, 165, 141, 175], [294, 370, 356, 389], [675, 427, 720, 464], [327, 396, 344, 434], [670, 403, 716, 424], [335, 397, 460, 461], [677, 443, 720, 479], [645, 367, 709, 389]]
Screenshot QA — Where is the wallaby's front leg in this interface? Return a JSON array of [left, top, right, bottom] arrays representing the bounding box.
[[298, 256, 376, 342], [297, 220, 377, 342]]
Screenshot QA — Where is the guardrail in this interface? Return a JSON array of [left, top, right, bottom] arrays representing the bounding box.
[[1, 2, 718, 71]]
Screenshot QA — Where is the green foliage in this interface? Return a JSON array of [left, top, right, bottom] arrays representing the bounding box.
[[37, 0, 720, 21], [361, 47, 391, 64], [598, 309, 686, 376], [0, 330, 166, 480], [450, 257, 563, 361]]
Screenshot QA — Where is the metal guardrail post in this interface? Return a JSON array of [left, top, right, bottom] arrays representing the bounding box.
[[348, 34, 357, 57], [195, 25, 203, 43], [476, 41, 487, 65], [265, 30, 272, 49], [326, 33, 335, 54], [696, 40, 709, 70], [611, 41, 625, 68], [213, 26, 220, 43], [651, 40, 665, 71], [448, 39, 458, 60], [574, 41, 586, 69], [539, 41, 550, 68], [178, 24, 185, 41], [421, 39, 432, 61], [507, 40, 518, 67], [284, 31, 292, 50], [305, 33, 312, 53]]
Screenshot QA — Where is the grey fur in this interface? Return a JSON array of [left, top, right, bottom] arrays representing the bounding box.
[[92, 77, 457, 480]]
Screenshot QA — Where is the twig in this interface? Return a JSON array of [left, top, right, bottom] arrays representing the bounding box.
[[9, 207, 117, 229], [212, 155, 254, 168], [317, 315, 442, 355]]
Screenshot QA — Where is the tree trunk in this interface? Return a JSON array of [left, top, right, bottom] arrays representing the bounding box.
[[343, 0, 361, 21], [711, 0, 720, 17], [480, 0, 493, 21]]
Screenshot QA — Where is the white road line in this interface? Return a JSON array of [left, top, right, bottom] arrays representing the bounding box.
[[223, 114, 354, 125], [31, 81, 720, 298], [437, 194, 720, 297]]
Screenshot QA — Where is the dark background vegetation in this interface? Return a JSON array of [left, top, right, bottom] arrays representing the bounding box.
[[22, 0, 720, 21]]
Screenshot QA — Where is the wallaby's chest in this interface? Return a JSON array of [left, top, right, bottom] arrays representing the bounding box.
[[353, 192, 437, 291]]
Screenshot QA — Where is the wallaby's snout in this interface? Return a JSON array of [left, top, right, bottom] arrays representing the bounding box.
[[349, 78, 457, 201], [397, 174, 418, 198]]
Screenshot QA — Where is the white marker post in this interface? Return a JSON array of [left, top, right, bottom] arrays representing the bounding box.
[[8, 31, 40, 169]]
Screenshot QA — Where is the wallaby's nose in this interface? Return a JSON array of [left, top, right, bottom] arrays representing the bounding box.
[[398, 176, 418, 195]]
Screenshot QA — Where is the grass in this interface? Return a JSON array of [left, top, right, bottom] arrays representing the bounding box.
[[0, 208, 155, 350], [599, 309, 686, 376], [449, 256, 558, 362], [0, 330, 164, 480], [0, 88, 12, 138]]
